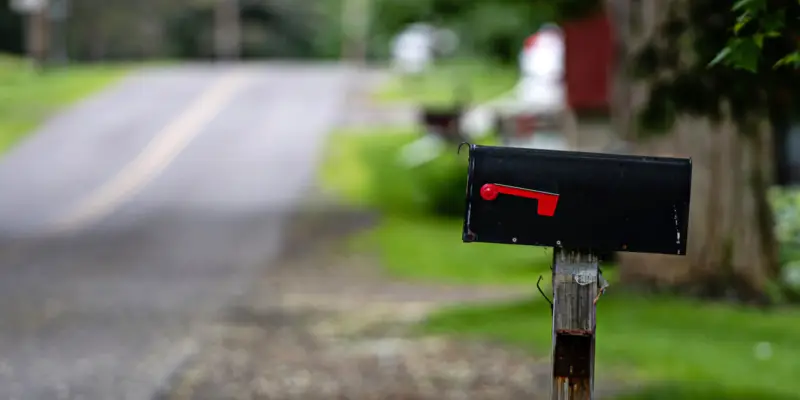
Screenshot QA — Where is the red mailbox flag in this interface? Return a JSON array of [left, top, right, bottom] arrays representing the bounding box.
[[479, 183, 559, 217], [562, 12, 615, 112]]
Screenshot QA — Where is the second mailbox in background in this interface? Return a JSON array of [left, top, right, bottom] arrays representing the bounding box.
[[462, 144, 692, 255]]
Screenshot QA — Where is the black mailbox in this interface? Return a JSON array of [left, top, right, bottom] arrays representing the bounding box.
[[420, 107, 465, 143], [461, 144, 692, 255]]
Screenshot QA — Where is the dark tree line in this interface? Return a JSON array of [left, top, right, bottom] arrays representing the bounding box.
[[0, 0, 601, 63], [0, 0, 335, 61]]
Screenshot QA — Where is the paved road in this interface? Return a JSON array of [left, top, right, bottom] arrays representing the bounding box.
[[0, 63, 353, 399]]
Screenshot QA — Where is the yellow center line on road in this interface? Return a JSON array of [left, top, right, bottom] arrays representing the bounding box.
[[49, 70, 251, 234]]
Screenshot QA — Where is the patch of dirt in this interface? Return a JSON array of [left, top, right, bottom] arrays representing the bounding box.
[[153, 202, 626, 399]]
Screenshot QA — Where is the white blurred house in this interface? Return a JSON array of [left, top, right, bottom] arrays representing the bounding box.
[[517, 24, 566, 114], [391, 23, 435, 76]]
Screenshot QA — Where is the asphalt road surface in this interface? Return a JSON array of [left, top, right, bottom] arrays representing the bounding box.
[[0, 63, 353, 399]]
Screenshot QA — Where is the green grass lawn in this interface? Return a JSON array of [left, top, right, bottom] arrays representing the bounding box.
[[0, 54, 130, 154], [373, 59, 518, 107], [351, 215, 552, 285], [319, 126, 418, 206], [422, 294, 800, 400]]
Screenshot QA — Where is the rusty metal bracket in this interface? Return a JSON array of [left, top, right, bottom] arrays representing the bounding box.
[[593, 270, 610, 306]]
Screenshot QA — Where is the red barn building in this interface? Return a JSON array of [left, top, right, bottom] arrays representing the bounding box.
[[559, 11, 620, 152], [563, 12, 614, 114]]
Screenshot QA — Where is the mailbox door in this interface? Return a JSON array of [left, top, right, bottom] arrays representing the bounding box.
[[462, 144, 692, 255]]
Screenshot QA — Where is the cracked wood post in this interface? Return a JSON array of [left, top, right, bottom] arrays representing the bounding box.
[[551, 248, 598, 399]]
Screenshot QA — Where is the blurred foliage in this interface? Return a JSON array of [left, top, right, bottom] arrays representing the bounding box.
[[367, 0, 601, 63], [374, 60, 518, 106], [0, 0, 337, 61], [165, 0, 323, 60], [636, 0, 800, 134], [319, 127, 509, 218], [710, 0, 800, 71], [0, 2, 23, 55], [325, 128, 467, 217], [769, 187, 800, 265]]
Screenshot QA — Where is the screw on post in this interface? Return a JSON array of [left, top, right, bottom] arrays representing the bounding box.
[[459, 143, 691, 399]]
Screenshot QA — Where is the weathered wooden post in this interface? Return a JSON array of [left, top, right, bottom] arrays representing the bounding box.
[[459, 143, 692, 399], [550, 248, 601, 398]]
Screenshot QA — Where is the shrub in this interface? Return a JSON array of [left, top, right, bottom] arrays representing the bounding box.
[[357, 132, 468, 217], [411, 148, 468, 217]]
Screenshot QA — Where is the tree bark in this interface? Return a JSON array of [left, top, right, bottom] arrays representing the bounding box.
[[214, 0, 241, 60], [341, 0, 369, 63], [606, 0, 782, 303], [618, 116, 780, 303], [25, 6, 49, 69]]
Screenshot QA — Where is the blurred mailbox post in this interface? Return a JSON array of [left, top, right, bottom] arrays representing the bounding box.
[[459, 143, 692, 399]]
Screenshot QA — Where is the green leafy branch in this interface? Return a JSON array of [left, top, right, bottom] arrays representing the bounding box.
[[710, 0, 800, 72]]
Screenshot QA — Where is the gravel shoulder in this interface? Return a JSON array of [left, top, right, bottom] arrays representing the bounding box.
[[153, 205, 630, 400]]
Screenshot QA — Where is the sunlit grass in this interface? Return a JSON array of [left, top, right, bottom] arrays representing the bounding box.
[[351, 215, 552, 285], [318, 126, 419, 205], [422, 293, 800, 399], [0, 54, 131, 154], [373, 59, 518, 107]]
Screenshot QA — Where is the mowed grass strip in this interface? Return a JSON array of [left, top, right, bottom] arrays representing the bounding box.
[[0, 54, 130, 154]]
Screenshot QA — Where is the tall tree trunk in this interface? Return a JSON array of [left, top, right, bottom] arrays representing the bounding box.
[[214, 0, 240, 60], [608, 0, 781, 303], [618, 117, 780, 303], [25, 5, 49, 69], [341, 0, 369, 63]]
